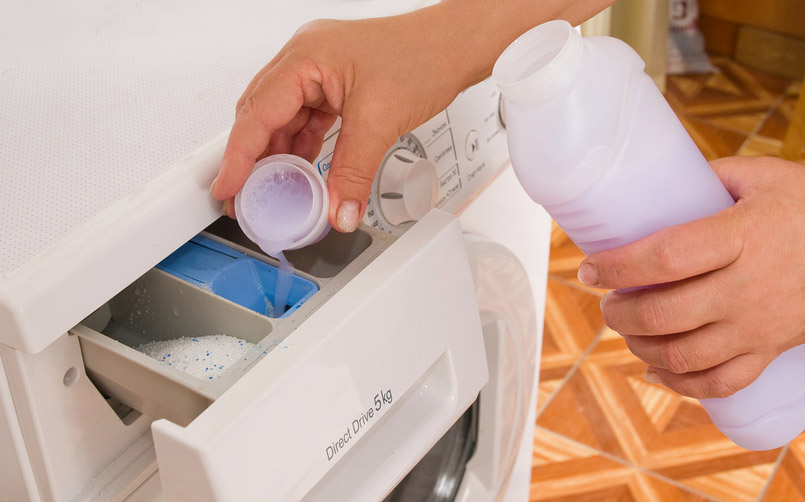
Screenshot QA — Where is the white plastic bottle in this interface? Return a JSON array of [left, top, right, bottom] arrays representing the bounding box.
[[493, 20, 805, 450]]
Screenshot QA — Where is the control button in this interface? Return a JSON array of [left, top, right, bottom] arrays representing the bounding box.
[[465, 130, 480, 160], [378, 149, 438, 226]]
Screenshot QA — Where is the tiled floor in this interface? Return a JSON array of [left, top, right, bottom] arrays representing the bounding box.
[[529, 56, 805, 502]]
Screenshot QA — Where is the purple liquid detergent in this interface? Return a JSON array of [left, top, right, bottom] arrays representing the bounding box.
[[235, 155, 331, 317]]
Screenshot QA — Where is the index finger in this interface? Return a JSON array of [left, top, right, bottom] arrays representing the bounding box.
[[212, 70, 306, 201], [580, 207, 744, 290]]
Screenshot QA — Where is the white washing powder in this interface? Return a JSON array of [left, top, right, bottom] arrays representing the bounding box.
[[136, 335, 255, 380]]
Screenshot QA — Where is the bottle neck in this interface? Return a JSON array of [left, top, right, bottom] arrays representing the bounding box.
[[493, 20, 584, 106]]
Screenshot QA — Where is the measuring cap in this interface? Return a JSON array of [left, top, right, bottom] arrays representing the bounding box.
[[234, 154, 331, 256]]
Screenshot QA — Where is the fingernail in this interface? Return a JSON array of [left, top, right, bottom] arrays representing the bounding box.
[[210, 178, 217, 196], [578, 262, 599, 286], [336, 200, 360, 233], [644, 368, 662, 385], [221, 199, 230, 217]]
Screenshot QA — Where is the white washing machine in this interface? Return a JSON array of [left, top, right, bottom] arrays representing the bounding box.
[[0, 1, 552, 501]]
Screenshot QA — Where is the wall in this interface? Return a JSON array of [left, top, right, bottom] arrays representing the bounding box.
[[698, 0, 805, 79]]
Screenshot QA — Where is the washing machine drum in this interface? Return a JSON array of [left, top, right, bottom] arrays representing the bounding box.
[[384, 400, 479, 502], [385, 237, 538, 501]]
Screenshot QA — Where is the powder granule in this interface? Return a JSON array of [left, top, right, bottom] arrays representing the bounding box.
[[136, 335, 255, 380]]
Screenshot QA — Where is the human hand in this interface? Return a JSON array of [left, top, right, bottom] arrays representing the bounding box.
[[577, 156, 805, 399], [210, 0, 614, 232], [209, 6, 482, 232]]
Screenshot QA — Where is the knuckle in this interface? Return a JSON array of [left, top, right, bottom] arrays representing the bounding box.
[[653, 235, 682, 277], [634, 295, 668, 334], [658, 342, 689, 374], [295, 19, 327, 36], [701, 375, 740, 399], [237, 94, 258, 117], [291, 20, 338, 51], [329, 166, 375, 188], [604, 261, 627, 287]]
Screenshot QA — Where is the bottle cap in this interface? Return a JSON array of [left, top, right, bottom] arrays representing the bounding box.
[[234, 154, 331, 257]]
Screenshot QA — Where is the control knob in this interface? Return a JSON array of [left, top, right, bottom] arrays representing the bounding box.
[[377, 148, 438, 226]]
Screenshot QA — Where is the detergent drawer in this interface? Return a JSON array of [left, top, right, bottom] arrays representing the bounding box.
[[74, 219, 391, 427], [150, 210, 489, 502]]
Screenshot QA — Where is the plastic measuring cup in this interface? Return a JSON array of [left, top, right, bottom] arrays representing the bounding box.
[[234, 154, 331, 258]]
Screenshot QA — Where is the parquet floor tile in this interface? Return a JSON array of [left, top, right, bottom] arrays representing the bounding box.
[[677, 115, 749, 160], [757, 88, 802, 141], [530, 56, 804, 501], [538, 279, 605, 413], [665, 57, 787, 118], [530, 427, 715, 501], [762, 436, 805, 501], [739, 134, 805, 164], [536, 333, 785, 501], [546, 223, 608, 296]]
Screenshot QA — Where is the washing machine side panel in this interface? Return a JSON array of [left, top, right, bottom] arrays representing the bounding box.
[[459, 166, 552, 501], [151, 210, 489, 502], [458, 167, 552, 315]]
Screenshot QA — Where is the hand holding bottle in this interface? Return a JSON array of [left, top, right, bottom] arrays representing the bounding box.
[[579, 156, 805, 399], [494, 19, 805, 449]]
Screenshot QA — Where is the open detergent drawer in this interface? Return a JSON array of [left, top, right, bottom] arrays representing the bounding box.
[[148, 210, 488, 502], [75, 218, 385, 427], [73, 210, 488, 501]]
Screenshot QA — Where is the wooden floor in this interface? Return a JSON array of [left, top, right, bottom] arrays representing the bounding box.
[[529, 56, 805, 502]]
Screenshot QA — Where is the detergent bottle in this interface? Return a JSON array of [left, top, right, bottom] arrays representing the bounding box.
[[492, 19, 805, 450]]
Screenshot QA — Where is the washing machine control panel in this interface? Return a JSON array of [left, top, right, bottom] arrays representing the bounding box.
[[316, 78, 508, 235]]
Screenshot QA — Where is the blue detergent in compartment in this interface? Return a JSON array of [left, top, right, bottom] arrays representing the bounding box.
[[156, 235, 317, 318]]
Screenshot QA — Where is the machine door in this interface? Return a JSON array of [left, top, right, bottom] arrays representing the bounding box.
[[385, 237, 538, 501]]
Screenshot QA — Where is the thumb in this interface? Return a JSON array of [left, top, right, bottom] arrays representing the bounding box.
[[327, 104, 397, 232]]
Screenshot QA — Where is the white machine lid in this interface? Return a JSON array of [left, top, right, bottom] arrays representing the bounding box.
[[0, 0, 431, 352]]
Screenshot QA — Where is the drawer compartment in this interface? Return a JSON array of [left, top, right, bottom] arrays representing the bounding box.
[[77, 265, 279, 426], [156, 235, 318, 318], [75, 223, 392, 426]]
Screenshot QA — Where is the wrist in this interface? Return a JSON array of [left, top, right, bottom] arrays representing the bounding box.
[[432, 0, 614, 88]]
